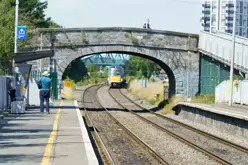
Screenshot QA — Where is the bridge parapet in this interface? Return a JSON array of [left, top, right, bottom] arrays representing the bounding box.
[[31, 27, 198, 52], [199, 31, 248, 72]]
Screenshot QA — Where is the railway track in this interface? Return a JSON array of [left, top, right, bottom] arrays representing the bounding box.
[[108, 88, 248, 165], [82, 85, 169, 165]]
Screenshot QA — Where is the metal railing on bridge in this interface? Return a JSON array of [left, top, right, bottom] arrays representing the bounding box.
[[199, 31, 248, 72]]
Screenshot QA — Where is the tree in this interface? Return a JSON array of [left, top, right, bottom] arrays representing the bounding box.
[[0, 0, 17, 71], [20, 0, 59, 28], [124, 56, 161, 79], [102, 67, 109, 78], [62, 59, 88, 82], [0, 0, 61, 72], [87, 64, 99, 72]]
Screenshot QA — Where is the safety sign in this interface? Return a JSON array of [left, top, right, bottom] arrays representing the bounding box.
[[18, 26, 27, 40]]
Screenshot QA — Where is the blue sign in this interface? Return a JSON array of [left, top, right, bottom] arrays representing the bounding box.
[[18, 26, 27, 40]]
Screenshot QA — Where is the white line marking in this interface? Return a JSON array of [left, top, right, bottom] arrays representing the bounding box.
[[74, 100, 99, 165]]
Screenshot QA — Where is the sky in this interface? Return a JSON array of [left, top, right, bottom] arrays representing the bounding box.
[[42, 0, 202, 34]]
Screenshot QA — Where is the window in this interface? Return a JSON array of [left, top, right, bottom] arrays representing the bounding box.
[[212, 5, 217, 13]]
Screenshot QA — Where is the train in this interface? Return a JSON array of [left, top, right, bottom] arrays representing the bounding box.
[[107, 66, 126, 88]]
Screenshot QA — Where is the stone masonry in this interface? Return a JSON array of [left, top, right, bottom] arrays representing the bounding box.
[[29, 27, 199, 97]]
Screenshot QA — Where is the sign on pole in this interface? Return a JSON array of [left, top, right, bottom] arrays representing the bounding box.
[[18, 26, 27, 41], [65, 81, 72, 88]]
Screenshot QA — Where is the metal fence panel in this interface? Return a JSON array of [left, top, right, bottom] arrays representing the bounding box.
[[215, 80, 248, 105], [200, 54, 239, 95], [0, 77, 10, 110], [199, 31, 248, 72]]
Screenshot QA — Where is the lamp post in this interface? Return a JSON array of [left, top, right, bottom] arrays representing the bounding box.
[[14, 0, 19, 53], [229, 0, 237, 106]]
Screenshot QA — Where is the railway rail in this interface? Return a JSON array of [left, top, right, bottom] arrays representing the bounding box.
[[108, 88, 248, 165], [82, 85, 169, 165]]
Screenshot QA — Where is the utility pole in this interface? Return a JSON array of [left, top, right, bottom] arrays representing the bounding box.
[[229, 0, 237, 106]]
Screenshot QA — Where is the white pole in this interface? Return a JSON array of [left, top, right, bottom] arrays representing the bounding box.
[[39, 33, 43, 72], [229, 0, 236, 106], [187, 35, 190, 98], [12, 0, 19, 103], [14, 0, 19, 53]]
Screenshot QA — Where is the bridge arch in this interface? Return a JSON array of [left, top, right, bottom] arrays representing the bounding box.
[[56, 45, 190, 97]]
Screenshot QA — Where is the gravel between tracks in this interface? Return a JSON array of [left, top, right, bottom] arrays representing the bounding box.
[[139, 113, 248, 165], [121, 88, 248, 153], [84, 86, 161, 165], [166, 114, 248, 151], [99, 86, 221, 165]]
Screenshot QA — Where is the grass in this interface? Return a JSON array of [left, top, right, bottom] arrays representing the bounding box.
[[131, 37, 139, 45], [160, 94, 215, 114], [161, 96, 186, 115], [149, 98, 158, 105], [191, 94, 215, 104]]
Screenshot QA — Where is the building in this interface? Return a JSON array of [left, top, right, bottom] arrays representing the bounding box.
[[202, 0, 248, 38]]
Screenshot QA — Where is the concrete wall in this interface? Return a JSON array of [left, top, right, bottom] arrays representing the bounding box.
[[28, 27, 200, 97], [174, 105, 248, 138]]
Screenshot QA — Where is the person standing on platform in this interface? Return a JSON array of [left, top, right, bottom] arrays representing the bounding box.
[[39, 71, 52, 114]]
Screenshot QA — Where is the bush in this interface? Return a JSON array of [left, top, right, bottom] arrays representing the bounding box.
[[126, 76, 136, 84], [149, 98, 158, 105]]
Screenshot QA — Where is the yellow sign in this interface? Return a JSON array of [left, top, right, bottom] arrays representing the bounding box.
[[22, 88, 27, 93], [65, 81, 72, 88], [26, 74, 30, 78]]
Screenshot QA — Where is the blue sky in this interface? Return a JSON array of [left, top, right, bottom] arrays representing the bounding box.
[[42, 0, 202, 34]]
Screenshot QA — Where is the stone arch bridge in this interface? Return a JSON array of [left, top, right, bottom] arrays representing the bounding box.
[[29, 27, 199, 97]]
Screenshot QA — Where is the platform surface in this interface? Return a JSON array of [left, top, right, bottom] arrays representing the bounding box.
[[0, 100, 98, 165], [178, 102, 248, 121]]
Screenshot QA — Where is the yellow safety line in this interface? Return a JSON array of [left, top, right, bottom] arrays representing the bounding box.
[[41, 100, 63, 165]]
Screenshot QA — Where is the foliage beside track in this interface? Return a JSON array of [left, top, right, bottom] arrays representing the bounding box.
[[124, 56, 162, 79]]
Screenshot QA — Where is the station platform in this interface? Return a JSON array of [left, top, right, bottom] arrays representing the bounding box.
[[0, 100, 98, 165], [178, 102, 248, 121]]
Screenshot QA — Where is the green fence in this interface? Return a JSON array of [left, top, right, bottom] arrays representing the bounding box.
[[200, 54, 240, 95], [30, 71, 58, 100], [50, 72, 58, 99]]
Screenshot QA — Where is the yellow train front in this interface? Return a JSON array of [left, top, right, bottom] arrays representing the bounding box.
[[108, 66, 125, 88]]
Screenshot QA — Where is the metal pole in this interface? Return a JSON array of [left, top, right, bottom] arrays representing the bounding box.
[[39, 33, 43, 72], [27, 78, 30, 106], [14, 0, 19, 53], [229, 0, 236, 106], [187, 35, 190, 98], [50, 33, 55, 73], [12, 0, 19, 102]]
